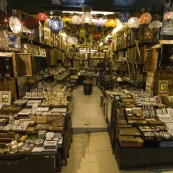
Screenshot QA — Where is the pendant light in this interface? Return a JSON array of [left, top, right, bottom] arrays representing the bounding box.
[[81, 6, 93, 25], [48, 18, 63, 34], [128, 17, 140, 28], [37, 12, 47, 23], [149, 15, 162, 29], [139, 7, 152, 24], [94, 14, 104, 31], [119, 11, 130, 24], [104, 14, 116, 28], [72, 15, 81, 25]]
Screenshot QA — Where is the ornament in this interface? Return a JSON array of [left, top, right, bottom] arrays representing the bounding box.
[[72, 15, 81, 25], [139, 8, 152, 24], [128, 17, 140, 28], [48, 18, 63, 34], [38, 13, 46, 22], [81, 12, 92, 24], [119, 11, 130, 24]]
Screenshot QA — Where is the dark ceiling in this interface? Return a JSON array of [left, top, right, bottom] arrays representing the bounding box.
[[7, 0, 165, 16]]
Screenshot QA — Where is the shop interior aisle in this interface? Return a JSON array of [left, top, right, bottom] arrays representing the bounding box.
[[60, 86, 173, 173]]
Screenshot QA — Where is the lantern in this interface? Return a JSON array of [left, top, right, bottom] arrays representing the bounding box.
[[149, 20, 162, 29], [37, 12, 47, 22], [63, 13, 72, 24], [128, 17, 140, 28], [119, 11, 130, 24], [139, 8, 152, 24], [104, 15, 116, 28], [81, 12, 92, 24], [48, 18, 63, 34], [94, 14, 104, 31], [72, 15, 81, 25]]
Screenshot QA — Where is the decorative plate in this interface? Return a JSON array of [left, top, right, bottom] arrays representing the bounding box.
[[9, 16, 22, 33], [48, 18, 63, 34]]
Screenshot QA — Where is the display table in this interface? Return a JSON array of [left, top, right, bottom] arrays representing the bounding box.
[[0, 154, 60, 173], [115, 139, 173, 170]]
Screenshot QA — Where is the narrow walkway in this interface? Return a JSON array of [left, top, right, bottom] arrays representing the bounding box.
[[71, 85, 107, 134]]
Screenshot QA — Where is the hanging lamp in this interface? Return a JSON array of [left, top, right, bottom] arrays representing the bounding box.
[[48, 18, 63, 34], [149, 15, 162, 29], [119, 11, 130, 24], [104, 14, 116, 28], [94, 14, 105, 31], [38, 12, 47, 23], [81, 6, 93, 25], [128, 17, 140, 28], [139, 7, 152, 24], [72, 15, 81, 25]]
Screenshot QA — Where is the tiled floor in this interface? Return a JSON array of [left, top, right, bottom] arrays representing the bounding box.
[[71, 85, 107, 134], [60, 85, 173, 173]]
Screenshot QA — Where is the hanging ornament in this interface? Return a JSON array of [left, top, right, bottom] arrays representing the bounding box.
[[0, 10, 8, 26], [128, 17, 140, 28], [48, 18, 63, 34], [139, 8, 152, 24], [72, 15, 81, 25], [81, 12, 92, 24], [119, 11, 130, 24], [94, 14, 104, 31], [149, 20, 162, 29], [104, 15, 116, 28], [21, 16, 39, 29], [37, 12, 47, 22]]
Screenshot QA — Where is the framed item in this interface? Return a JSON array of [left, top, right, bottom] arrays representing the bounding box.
[[7, 32, 21, 51], [0, 30, 8, 49], [0, 91, 11, 105], [158, 80, 168, 94], [40, 48, 46, 57]]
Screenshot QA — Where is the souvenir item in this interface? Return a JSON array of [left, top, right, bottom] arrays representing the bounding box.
[[9, 16, 22, 33], [48, 18, 63, 34]]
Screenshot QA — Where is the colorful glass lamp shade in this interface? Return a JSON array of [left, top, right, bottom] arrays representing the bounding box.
[[94, 18, 104, 30], [119, 11, 130, 24], [38, 13, 47, 22], [104, 15, 116, 28], [81, 12, 92, 24], [72, 15, 81, 25], [48, 18, 63, 34], [139, 8, 152, 24], [128, 17, 140, 28]]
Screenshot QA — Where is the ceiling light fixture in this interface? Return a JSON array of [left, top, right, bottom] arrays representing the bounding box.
[[81, 6, 93, 25], [104, 14, 116, 28]]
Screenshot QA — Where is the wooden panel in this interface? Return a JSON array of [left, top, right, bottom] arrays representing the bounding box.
[[13, 53, 32, 77]]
